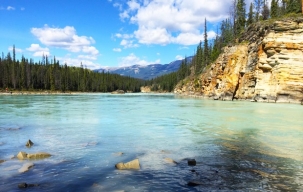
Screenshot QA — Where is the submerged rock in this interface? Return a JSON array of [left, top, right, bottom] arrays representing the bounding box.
[[18, 162, 34, 173], [164, 158, 178, 164], [18, 183, 39, 188], [25, 139, 34, 147], [115, 159, 140, 170], [188, 159, 196, 166], [187, 180, 203, 186], [114, 152, 124, 156]]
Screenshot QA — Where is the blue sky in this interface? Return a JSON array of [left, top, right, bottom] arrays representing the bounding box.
[[0, 0, 254, 69]]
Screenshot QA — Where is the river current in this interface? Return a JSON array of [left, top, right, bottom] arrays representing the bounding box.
[[0, 93, 302, 191]]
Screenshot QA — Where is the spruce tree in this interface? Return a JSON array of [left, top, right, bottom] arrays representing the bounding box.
[[254, 0, 263, 21], [235, 0, 246, 37], [204, 18, 209, 68], [262, 0, 270, 20], [286, 0, 301, 13], [247, 3, 254, 26], [271, 0, 278, 18]]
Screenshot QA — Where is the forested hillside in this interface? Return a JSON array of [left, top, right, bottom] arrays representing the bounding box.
[[0, 48, 144, 93], [147, 0, 302, 92]]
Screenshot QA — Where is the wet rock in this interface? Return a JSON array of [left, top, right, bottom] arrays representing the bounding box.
[[18, 183, 39, 188], [164, 158, 178, 164], [25, 139, 34, 147], [187, 180, 203, 186], [115, 159, 140, 170], [18, 162, 34, 173], [17, 151, 51, 160], [27, 152, 51, 159], [188, 159, 196, 166], [114, 152, 124, 156], [111, 90, 125, 94], [17, 151, 28, 160], [18, 183, 28, 188], [0, 159, 5, 164]]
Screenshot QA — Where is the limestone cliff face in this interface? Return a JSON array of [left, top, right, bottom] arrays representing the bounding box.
[[175, 18, 303, 104]]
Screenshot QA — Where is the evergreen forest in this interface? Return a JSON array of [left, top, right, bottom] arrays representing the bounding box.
[[0, 49, 144, 93]]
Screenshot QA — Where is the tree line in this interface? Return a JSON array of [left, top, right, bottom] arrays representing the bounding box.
[[147, 0, 302, 92], [0, 47, 144, 93]]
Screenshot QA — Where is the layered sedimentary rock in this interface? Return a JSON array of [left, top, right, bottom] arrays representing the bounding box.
[[175, 18, 303, 104]]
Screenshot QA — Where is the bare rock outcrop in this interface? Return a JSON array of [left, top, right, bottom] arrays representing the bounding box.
[[175, 18, 303, 104]]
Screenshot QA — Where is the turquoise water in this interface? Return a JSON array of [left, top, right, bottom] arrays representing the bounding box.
[[0, 94, 302, 191]]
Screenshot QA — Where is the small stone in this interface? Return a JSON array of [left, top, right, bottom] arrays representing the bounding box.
[[18, 183, 28, 188], [25, 139, 34, 147], [187, 180, 203, 186], [188, 159, 196, 166]]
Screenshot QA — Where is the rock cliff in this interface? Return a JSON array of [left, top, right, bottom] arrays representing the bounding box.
[[174, 18, 303, 104]]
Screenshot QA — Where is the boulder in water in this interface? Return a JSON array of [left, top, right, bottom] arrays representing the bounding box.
[[17, 151, 28, 160], [18, 183, 39, 188], [188, 159, 196, 166], [115, 159, 140, 170], [17, 151, 51, 160], [164, 158, 178, 164], [18, 183, 28, 188], [18, 162, 34, 173], [27, 152, 51, 159], [187, 180, 203, 186], [25, 139, 34, 147], [0, 159, 5, 164]]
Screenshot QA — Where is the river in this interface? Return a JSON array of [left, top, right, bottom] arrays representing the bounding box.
[[0, 93, 302, 191]]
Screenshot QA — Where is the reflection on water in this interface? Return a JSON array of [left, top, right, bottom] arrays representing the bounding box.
[[0, 94, 302, 191]]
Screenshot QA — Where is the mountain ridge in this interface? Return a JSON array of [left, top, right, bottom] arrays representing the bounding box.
[[94, 56, 193, 80]]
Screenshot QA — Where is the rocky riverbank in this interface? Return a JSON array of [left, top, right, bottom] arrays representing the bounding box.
[[174, 17, 303, 104]]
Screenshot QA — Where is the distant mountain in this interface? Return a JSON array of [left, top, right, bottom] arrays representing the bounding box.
[[94, 56, 193, 80]]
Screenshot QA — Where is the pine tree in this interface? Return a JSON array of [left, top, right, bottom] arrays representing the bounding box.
[[247, 3, 254, 26], [271, 0, 278, 18], [286, 0, 301, 13], [235, 0, 246, 37], [204, 18, 209, 67], [254, 0, 263, 21], [262, 0, 270, 20]]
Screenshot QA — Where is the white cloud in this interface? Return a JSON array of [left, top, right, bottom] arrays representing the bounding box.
[[58, 57, 101, 70], [118, 53, 160, 67], [127, 0, 140, 11], [78, 55, 97, 60], [21, 7, 25, 11], [7, 6, 15, 11], [120, 39, 139, 48], [26, 44, 50, 57], [113, 0, 228, 46], [175, 55, 184, 60], [113, 48, 122, 52], [31, 25, 99, 55]]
